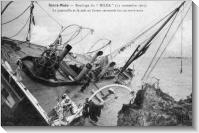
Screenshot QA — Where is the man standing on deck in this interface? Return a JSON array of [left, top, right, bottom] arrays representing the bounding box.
[[82, 98, 104, 123]]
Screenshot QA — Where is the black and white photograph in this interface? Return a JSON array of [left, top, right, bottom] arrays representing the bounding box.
[[1, 0, 193, 127]]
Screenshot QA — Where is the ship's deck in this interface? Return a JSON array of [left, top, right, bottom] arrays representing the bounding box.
[[1, 38, 131, 125]]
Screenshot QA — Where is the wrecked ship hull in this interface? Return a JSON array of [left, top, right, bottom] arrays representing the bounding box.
[[1, 37, 192, 126], [1, 37, 133, 126]]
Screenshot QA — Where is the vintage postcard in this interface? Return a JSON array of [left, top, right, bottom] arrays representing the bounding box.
[[1, 0, 192, 126]]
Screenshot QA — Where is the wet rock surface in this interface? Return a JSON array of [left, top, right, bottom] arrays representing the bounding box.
[[117, 83, 192, 126]]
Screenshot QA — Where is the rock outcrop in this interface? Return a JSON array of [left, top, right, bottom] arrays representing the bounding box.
[[117, 83, 192, 126]]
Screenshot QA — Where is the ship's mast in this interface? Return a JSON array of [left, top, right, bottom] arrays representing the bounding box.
[[117, 1, 185, 77]]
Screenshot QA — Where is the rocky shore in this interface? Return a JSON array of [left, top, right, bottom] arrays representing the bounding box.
[[69, 82, 192, 126], [117, 83, 192, 126]]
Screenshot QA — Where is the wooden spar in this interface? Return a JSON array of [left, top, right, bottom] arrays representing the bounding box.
[[118, 1, 186, 76]]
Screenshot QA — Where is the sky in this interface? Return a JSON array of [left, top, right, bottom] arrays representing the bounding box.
[[1, 0, 192, 59]]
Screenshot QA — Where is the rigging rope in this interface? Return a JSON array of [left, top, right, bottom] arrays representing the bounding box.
[[9, 16, 30, 39], [118, 38, 149, 68], [87, 39, 110, 53], [108, 9, 176, 58], [87, 42, 111, 54], [62, 27, 82, 47], [2, 5, 30, 25], [1, 1, 13, 15], [118, 1, 186, 76], [70, 29, 93, 46], [35, 1, 63, 28], [144, 4, 191, 80], [180, 4, 184, 74], [142, 11, 179, 80], [60, 24, 82, 33], [119, 32, 165, 74], [58, 24, 93, 47]]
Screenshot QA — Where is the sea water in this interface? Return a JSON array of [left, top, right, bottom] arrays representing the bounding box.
[[130, 57, 192, 101], [97, 57, 192, 126]]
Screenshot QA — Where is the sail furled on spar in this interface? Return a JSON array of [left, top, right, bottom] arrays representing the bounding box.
[[26, 1, 35, 42]]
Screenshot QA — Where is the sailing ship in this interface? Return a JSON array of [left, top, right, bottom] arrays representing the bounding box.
[[1, 1, 191, 126]]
